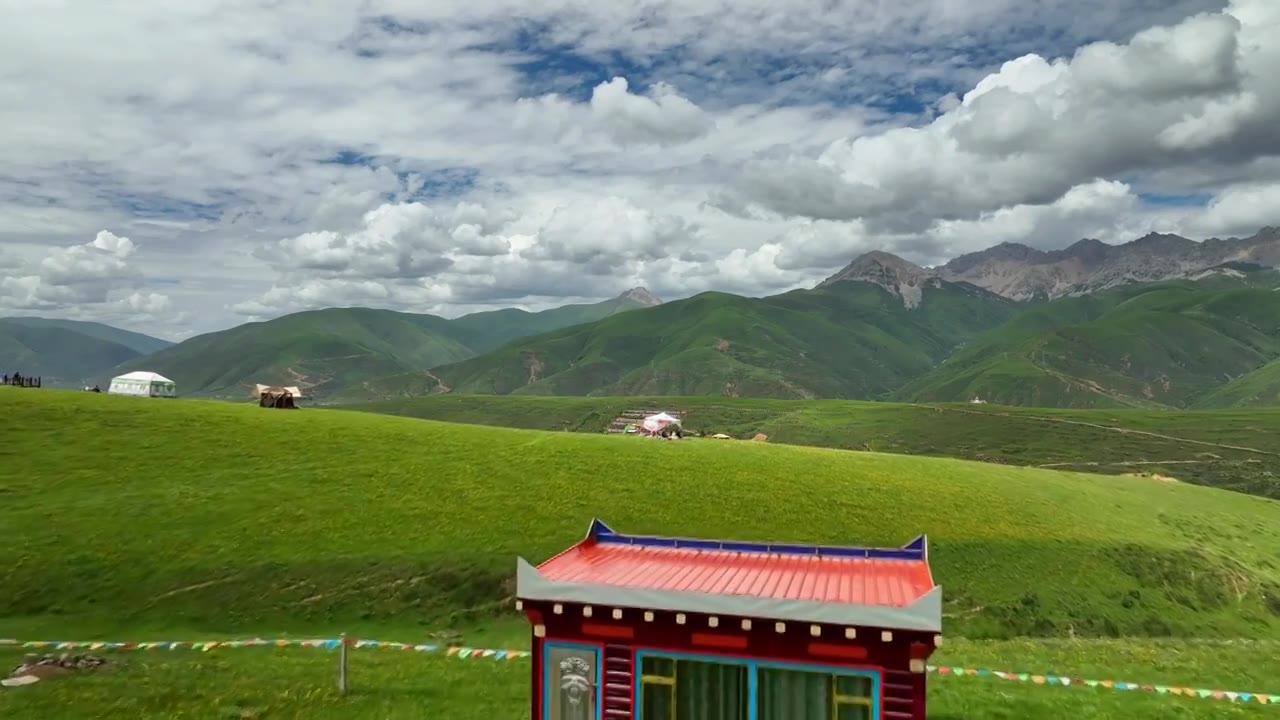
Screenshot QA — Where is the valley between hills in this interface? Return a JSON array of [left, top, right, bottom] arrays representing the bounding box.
[[5, 227, 1280, 410]]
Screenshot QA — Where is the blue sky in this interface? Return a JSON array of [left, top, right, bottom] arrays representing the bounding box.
[[0, 0, 1276, 337]]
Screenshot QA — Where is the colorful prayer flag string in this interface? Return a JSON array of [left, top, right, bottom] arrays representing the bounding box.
[[9, 639, 1276, 704], [925, 664, 1278, 704], [13, 638, 531, 659]]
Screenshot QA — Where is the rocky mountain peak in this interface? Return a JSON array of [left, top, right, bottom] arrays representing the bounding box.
[[819, 250, 937, 308], [937, 226, 1278, 301], [618, 287, 662, 306]]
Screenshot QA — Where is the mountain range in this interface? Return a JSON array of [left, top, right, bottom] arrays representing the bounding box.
[[0, 317, 174, 385], [100, 288, 661, 401], [8, 226, 1280, 408]]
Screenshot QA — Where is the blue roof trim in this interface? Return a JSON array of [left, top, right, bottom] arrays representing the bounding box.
[[586, 520, 928, 561]]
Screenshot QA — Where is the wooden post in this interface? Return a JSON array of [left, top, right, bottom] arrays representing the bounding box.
[[338, 633, 348, 696]]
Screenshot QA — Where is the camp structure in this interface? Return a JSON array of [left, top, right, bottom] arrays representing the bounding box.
[[255, 384, 303, 409], [107, 371, 176, 398], [517, 519, 941, 720], [640, 412, 681, 435]]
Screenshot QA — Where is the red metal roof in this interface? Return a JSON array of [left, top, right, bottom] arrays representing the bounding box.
[[536, 528, 935, 609]]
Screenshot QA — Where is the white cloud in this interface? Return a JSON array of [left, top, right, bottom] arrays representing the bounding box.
[[1, 0, 1278, 335], [721, 0, 1280, 238], [0, 230, 177, 330]]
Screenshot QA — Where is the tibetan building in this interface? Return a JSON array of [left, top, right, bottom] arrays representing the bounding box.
[[516, 519, 942, 720]]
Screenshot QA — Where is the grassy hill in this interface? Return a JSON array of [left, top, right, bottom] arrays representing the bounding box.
[[896, 280, 1280, 409], [447, 288, 660, 354], [3, 389, 1280, 718], [106, 292, 655, 402], [0, 317, 171, 385], [1199, 358, 1280, 408], [430, 281, 1017, 398], [3, 388, 1279, 642], [350, 395, 1280, 499], [0, 316, 172, 355]]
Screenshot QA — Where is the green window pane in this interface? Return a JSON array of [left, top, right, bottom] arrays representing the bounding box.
[[642, 656, 676, 678], [641, 682, 674, 720], [834, 674, 873, 698], [674, 659, 749, 720], [757, 667, 832, 720]]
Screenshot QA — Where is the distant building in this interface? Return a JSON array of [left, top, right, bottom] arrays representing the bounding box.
[[517, 520, 942, 720]]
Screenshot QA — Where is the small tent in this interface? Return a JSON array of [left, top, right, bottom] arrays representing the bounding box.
[[108, 371, 176, 398], [641, 411, 682, 435], [256, 384, 302, 409]]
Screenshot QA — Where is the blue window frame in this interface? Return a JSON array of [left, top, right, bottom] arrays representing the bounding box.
[[543, 641, 603, 720], [634, 649, 882, 720]]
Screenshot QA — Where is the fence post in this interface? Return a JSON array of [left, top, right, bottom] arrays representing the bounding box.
[[338, 633, 348, 696]]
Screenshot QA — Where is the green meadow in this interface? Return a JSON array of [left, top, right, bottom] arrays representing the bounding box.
[[2, 388, 1278, 717]]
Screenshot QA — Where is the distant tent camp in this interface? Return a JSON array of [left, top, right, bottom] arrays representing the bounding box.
[[641, 411, 681, 434], [256, 384, 302, 409], [108, 371, 176, 398]]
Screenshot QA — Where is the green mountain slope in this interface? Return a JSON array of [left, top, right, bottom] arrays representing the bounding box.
[[450, 287, 661, 353], [1198, 358, 1280, 408], [0, 319, 163, 384], [897, 280, 1280, 408], [431, 280, 1018, 398], [106, 307, 480, 400], [0, 316, 172, 355], [109, 291, 658, 401]]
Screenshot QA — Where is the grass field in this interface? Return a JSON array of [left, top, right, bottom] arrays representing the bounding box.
[[3, 639, 1277, 718], [3, 388, 1280, 717], [348, 394, 1280, 499]]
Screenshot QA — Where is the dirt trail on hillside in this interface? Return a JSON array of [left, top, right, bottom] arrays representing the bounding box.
[[421, 369, 451, 393], [918, 404, 1280, 458]]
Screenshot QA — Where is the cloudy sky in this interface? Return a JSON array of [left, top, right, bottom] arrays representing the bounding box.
[[2, 0, 1277, 339]]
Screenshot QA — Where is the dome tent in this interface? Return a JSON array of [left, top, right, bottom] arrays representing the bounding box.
[[108, 371, 176, 398]]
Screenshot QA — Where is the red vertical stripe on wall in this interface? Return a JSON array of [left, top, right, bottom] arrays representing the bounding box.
[[530, 634, 543, 720]]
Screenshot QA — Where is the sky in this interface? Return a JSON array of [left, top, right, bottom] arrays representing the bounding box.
[[1, 0, 1278, 340]]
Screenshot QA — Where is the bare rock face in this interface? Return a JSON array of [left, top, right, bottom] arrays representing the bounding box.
[[936, 227, 1280, 300], [818, 251, 942, 308], [617, 287, 662, 306]]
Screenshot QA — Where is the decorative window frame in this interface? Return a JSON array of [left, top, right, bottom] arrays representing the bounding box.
[[634, 647, 883, 720], [542, 640, 605, 720]]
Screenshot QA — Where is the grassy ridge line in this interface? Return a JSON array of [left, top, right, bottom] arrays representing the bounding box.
[[3, 389, 1279, 642], [346, 395, 1280, 498]]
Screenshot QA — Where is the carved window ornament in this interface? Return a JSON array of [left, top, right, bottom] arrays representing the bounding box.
[[559, 655, 594, 708]]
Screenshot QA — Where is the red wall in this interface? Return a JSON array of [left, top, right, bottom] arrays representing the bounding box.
[[524, 600, 938, 719]]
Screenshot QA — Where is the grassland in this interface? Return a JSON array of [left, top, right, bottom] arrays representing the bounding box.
[[3, 389, 1280, 717], [349, 395, 1280, 499], [4, 638, 1278, 719]]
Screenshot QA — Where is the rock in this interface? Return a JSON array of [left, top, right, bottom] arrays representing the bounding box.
[[8, 654, 110, 680]]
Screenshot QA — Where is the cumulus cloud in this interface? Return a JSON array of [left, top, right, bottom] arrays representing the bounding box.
[[720, 0, 1280, 243], [589, 78, 714, 145], [0, 230, 175, 327], [2, 0, 1279, 333]]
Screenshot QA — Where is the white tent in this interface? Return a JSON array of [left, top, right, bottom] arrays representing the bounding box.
[[641, 411, 681, 433], [108, 371, 177, 398]]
